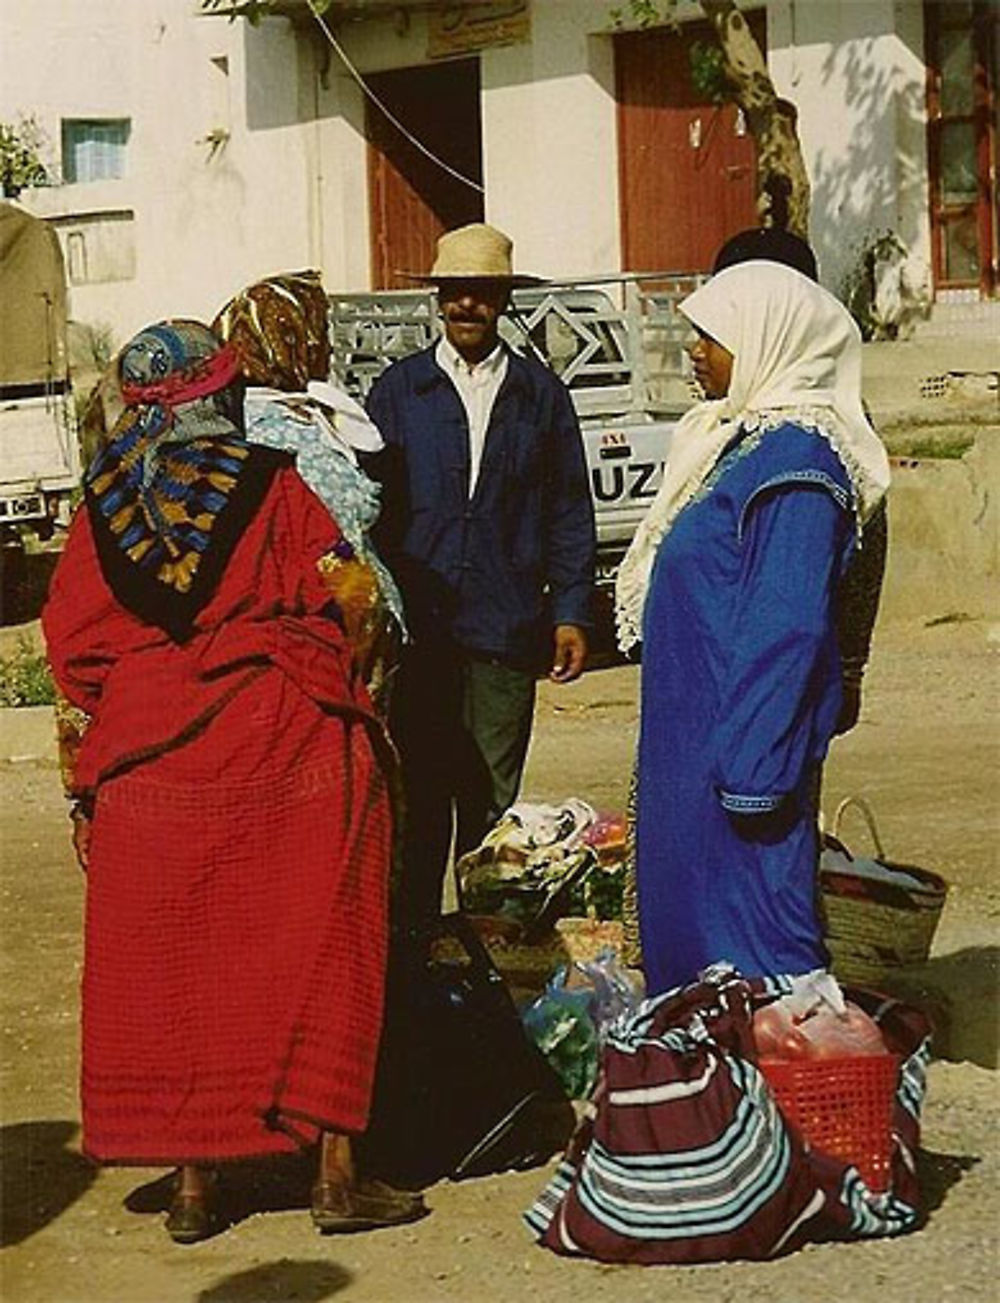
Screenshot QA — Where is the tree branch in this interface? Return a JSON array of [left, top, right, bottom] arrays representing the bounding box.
[[698, 0, 811, 235]]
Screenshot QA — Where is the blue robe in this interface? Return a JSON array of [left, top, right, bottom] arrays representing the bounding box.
[[637, 422, 856, 994]]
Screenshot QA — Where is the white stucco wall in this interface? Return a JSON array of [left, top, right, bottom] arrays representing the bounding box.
[[767, 0, 931, 298], [1, 0, 935, 345], [1, 1, 322, 344], [480, 8, 621, 280]]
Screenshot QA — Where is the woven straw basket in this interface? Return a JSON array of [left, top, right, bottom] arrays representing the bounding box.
[[819, 797, 948, 987]]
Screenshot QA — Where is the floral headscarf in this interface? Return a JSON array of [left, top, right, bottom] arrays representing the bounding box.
[[213, 274, 406, 641]]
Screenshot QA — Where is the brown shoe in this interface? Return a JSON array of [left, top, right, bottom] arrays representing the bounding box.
[[310, 1177, 427, 1233]]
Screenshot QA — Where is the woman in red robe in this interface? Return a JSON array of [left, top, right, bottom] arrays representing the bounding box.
[[43, 319, 423, 1241]]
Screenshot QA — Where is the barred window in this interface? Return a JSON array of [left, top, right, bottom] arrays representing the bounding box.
[[61, 119, 130, 184]]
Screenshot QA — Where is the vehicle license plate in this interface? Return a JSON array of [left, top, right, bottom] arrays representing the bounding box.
[[591, 460, 665, 504], [0, 493, 44, 521]]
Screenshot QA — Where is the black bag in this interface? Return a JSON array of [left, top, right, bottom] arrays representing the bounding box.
[[358, 912, 575, 1188]]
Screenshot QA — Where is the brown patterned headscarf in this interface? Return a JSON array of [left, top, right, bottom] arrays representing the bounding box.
[[212, 271, 330, 392]]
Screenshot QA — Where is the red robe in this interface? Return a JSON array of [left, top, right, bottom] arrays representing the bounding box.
[[43, 468, 392, 1164]]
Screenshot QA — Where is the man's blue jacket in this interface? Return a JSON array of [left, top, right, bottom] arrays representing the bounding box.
[[365, 343, 595, 668]]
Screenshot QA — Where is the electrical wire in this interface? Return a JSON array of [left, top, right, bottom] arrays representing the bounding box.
[[307, 1, 485, 195]]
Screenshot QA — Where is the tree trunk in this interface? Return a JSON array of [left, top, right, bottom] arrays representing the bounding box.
[[698, 0, 811, 236]]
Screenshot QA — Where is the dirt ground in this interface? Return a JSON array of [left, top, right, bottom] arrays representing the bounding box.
[[1, 607, 998, 1303]]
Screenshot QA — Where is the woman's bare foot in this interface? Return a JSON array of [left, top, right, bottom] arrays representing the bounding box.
[[165, 1165, 218, 1244]]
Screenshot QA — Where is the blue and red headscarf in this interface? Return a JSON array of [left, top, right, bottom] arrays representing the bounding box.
[[85, 319, 287, 641]]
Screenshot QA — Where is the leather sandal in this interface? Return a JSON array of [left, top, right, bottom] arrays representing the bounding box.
[[165, 1172, 219, 1244], [310, 1176, 427, 1234]]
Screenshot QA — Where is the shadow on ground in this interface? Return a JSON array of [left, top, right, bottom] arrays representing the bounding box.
[[881, 946, 1000, 1068], [0, 1120, 95, 1247], [125, 1152, 317, 1239], [917, 1147, 981, 1217], [195, 1260, 353, 1302]]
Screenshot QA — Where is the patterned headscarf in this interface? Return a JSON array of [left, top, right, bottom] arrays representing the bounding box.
[[85, 319, 285, 641], [212, 271, 330, 391], [214, 273, 407, 639]]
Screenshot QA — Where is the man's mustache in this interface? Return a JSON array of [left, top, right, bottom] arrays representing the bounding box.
[[444, 309, 489, 324]]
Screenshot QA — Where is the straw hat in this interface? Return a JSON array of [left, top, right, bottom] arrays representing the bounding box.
[[403, 223, 542, 286]]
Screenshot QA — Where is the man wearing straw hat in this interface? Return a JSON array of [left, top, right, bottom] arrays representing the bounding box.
[[366, 222, 596, 924]]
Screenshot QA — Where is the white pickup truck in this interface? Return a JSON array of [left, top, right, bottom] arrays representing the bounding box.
[[328, 273, 704, 651], [0, 202, 81, 547]]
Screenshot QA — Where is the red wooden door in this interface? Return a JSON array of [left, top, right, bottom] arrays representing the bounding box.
[[925, 1, 998, 297], [366, 58, 484, 289], [615, 14, 765, 274]]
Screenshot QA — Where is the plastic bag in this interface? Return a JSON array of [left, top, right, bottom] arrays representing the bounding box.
[[571, 947, 644, 1041], [753, 994, 887, 1062], [522, 970, 599, 1100], [522, 950, 644, 1098]]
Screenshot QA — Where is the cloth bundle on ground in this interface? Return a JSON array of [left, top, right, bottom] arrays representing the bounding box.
[[526, 965, 930, 1265], [457, 799, 628, 932], [457, 799, 598, 929]]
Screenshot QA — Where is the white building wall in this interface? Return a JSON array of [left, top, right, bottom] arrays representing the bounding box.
[[767, 0, 931, 298], [1, 1, 323, 344], [480, 12, 621, 279], [331, 0, 931, 291], [1, 0, 935, 345]]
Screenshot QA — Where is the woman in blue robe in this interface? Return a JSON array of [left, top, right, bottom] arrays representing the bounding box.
[[615, 258, 890, 995]]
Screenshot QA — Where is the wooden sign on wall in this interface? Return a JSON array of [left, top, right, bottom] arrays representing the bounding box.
[[428, 2, 531, 60]]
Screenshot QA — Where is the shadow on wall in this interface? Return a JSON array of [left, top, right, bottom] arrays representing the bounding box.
[[810, 26, 930, 313], [0, 1120, 95, 1247], [245, 17, 314, 131]]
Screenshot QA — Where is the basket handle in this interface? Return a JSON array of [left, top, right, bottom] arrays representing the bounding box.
[[830, 796, 886, 860]]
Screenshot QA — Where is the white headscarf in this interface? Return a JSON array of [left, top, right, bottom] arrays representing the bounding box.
[[614, 261, 890, 652]]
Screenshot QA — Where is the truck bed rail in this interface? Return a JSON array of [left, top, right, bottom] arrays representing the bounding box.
[[328, 271, 707, 421]]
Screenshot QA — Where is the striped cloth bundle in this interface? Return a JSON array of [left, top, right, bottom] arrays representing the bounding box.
[[525, 966, 929, 1264]]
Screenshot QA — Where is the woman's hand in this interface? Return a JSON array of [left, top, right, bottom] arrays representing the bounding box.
[[71, 809, 92, 872]]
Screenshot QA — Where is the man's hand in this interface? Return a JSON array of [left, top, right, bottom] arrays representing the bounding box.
[[550, 624, 587, 684], [71, 810, 92, 872]]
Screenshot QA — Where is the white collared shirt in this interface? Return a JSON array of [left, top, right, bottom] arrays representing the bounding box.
[[436, 335, 508, 497]]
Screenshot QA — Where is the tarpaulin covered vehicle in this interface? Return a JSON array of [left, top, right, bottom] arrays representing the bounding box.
[[0, 201, 81, 543]]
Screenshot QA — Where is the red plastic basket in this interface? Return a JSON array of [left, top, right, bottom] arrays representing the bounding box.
[[760, 1053, 899, 1193]]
